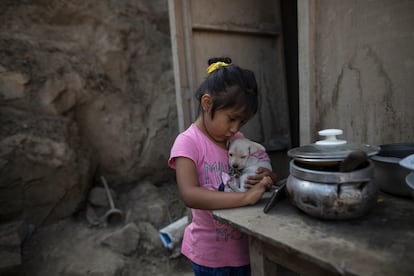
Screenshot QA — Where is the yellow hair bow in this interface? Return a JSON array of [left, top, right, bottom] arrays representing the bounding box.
[[207, 61, 230, 74]]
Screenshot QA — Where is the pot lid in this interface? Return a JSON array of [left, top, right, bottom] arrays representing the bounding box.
[[400, 154, 414, 171], [288, 129, 380, 161]]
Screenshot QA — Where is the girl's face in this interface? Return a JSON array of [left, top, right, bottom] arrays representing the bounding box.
[[198, 94, 248, 147]]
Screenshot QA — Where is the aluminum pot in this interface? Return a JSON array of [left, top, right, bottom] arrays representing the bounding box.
[[286, 129, 379, 219], [287, 160, 377, 219], [371, 143, 414, 197]]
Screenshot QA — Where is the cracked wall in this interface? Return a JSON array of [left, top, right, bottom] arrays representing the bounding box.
[[311, 0, 414, 145]]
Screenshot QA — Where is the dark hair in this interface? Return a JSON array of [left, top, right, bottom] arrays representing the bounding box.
[[195, 57, 258, 120]]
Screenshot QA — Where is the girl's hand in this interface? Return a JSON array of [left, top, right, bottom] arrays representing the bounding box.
[[244, 176, 273, 205], [244, 167, 277, 189]]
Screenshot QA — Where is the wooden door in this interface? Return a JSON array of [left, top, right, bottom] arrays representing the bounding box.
[[168, 0, 290, 151]]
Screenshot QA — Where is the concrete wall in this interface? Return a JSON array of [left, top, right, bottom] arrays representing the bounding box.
[[298, 0, 414, 146]]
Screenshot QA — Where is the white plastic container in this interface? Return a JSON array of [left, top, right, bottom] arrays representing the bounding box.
[[159, 216, 188, 249]]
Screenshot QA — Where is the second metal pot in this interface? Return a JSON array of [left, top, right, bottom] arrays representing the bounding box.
[[371, 143, 414, 197], [372, 155, 413, 197]]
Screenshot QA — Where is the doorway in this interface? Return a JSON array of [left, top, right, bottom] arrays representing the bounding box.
[[169, 0, 299, 177]]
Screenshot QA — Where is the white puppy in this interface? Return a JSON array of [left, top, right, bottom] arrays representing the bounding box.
[[226, 138, 272, 192]]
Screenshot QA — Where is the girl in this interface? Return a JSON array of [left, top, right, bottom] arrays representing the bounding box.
[[168, 57, 277, 276]]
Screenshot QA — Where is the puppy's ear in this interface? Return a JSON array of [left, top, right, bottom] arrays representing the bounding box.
[[248, 141, 266, 153], [227, 137, 240, 150], [226, 139, 232, 150]]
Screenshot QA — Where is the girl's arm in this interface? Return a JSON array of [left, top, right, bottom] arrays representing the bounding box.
[[175, 157, 272, 210]]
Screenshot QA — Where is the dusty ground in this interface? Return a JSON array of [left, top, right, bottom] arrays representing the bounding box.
[[21, 218, 193, 276], [23, 221, 192, 276], [20, 182, 194, 276]]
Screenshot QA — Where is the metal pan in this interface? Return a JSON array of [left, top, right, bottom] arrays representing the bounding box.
[[263, 179, 287, 213]]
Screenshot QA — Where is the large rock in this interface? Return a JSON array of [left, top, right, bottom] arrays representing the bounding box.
[[0, 107, 94, 226], [125, 181, 169, 229], [100, 223, 141, 256]]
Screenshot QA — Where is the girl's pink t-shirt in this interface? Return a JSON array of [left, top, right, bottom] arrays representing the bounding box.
[[168, 124, 249, 268]]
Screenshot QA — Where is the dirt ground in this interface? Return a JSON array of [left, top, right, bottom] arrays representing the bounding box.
[[19, 182, 194, 276], [21, 221, 193, 276]]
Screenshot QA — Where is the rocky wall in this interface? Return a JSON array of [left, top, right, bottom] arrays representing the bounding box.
[[0, 0, 178, 227]]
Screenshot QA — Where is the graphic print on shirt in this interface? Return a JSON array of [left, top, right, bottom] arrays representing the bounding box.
[[216, 226, 244, 241], [213, 215, 245, 241], [203, 160, 227, 190]]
